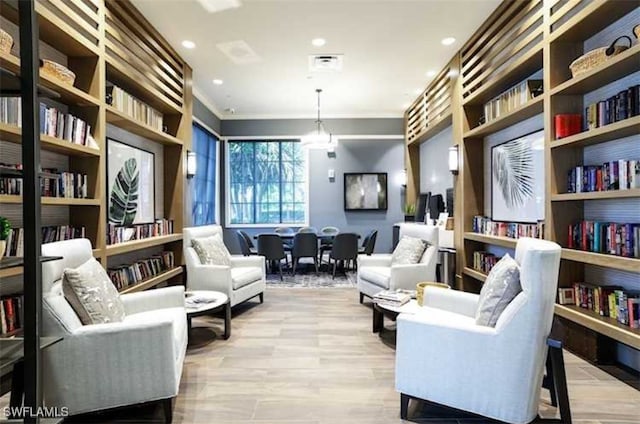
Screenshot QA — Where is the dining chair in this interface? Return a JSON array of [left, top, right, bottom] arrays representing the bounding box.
[[275, 226, 294, 249], [240, 230, 258, 255], [297, 226, 317, 233], [319, 226, 340, 264], [358, 230, 378, 255], [237, 230, 257, 256], [291, 232, 319, 275], [329, 233, 359, 279], [257, 234, 287, 281]]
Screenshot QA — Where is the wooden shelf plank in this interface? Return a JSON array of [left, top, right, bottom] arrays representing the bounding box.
[[463, 42, 543, 106], [0, 266, 23, 279], [550, 44, 640, 96], [0, 51, 100, 107], [118, 267, 183, 294], [551, 189, 640, 202], [463, 232, 518, 249], [555, 304, 640, 350], [407, 113, 452, 146], [464, 96, 544, 139], [106, 233, 183, 256], [561, 249, 640, 273], [462, 267, 487, 283], [0, 195, 100, 206], [549, 1, 638, 43], [106, 106, 182, 146], [550, 116, 640, 150], [0, 123, 101, 157]]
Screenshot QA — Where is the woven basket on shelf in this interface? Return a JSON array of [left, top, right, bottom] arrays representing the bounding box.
[[569, 45, 628, 77], [40, 59, 76, 85], [0, 29, 13, 55]]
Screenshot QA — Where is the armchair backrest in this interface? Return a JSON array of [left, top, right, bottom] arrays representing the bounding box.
[[41, 239, 93, 335], [398, 224, 439, 251], [183, 225, 224, 268]]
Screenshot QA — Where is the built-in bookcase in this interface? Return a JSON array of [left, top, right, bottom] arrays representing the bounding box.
[[404, 0, 640, 363]]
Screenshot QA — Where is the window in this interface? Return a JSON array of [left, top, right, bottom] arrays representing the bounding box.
[[227, 140, 307, 225], [191, 124, 218, 225]]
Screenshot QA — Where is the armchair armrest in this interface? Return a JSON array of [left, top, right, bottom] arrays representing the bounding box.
[[389, 263, 431, 291], [121, 285, 185, 316], [358, 254, 393, 267], [186, 262, 232, 292], [422, 287, 479, 318]]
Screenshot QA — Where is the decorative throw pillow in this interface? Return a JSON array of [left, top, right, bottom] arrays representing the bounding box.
[[475, 253, 521, 327], [62, 258, 125, 325], [391, 235, 427, 265], [192, 233, 231, 266]]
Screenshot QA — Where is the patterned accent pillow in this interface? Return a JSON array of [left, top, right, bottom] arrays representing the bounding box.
[[391, 235, 427, 265], [475, 253, 521, 327], [62, 258, 125, 325], [192, 234, 232, 266]]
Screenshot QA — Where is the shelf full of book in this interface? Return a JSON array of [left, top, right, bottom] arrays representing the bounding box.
[[118, 267, 182, 295]]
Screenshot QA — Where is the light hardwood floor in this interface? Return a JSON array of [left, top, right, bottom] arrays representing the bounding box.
[[26, 287, 640, 422]]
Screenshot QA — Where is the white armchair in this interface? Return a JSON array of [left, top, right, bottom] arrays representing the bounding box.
[[357, 225, 438, 303], [395, 238, 561, 424], [183, 225, 266, 307], [40, 239, 187, 422]]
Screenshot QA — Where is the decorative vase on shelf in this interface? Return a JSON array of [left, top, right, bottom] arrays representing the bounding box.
[[0, 240, 6, 260]]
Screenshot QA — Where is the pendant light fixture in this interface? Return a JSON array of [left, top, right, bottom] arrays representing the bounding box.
[[300, 88, 338, 149]]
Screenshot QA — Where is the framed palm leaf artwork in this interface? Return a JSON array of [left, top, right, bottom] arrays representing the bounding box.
[[107, 139, 155, 225], [491, 130, 544, 223]]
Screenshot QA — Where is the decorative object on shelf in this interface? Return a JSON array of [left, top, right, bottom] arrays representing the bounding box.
[[416, 281, 449, 306], [554, 114, 582, 139], [343, 173, 388, 211], [557, 288, 575, 305], [448, 145, 459, 174], [186, 150, 196, 179], [404, 203, 415, 222], [491, 130, 545, 223], [300, 89, 339, 150], [39, 59, 76, 85], [0, 28, 13, 55], [107, 139, 155, 226], [0, 216, 10, 260], [569, 35, 632, 78]]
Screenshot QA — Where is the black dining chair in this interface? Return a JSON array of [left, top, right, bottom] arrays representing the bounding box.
[[275, 226, 294, 250], [237, 230, 257, 256], [358, 230, 378, 256], [291, 232, 319, 275], [318, 226, 340, 264], [257, 234, 287, 281], [329, 233, 359, 279], [297, 226, 317, 234]]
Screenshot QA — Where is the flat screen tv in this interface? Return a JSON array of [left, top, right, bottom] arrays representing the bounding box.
[[344, 173, 388, 211]]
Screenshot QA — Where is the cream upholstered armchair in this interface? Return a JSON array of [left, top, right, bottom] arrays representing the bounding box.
[[357, 225, 438, 303], [395, 238, 561, 424], [183, 225, 266, 306], [41, 239, 187, 422]]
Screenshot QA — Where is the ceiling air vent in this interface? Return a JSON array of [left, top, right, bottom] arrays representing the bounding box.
[[308, 54, 344, 72]]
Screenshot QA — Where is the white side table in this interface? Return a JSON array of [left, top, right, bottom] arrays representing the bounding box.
[[185, 290, 231, 340]]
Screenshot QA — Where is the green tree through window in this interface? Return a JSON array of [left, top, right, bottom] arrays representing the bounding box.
[[228, 140, 307, 225]]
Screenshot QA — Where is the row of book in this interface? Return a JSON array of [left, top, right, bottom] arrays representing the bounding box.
[[107, 251, 175, 290], [558, 284, 640, 329], [373, 290, 411, 308], [567, 160, 640, 193], [472, 216, 545, 240], [483, 79, 543, 124], [472, 251, 498, 275], [4, 226, 86, 257], [0, 164, 88, 198], [567, 221, 639, 258], [0, 295, 23, 335], [585, 85, 640, 130], [0, 97, 94, 147], [106, 219, 174, 245], [106, 84, 163, 131]]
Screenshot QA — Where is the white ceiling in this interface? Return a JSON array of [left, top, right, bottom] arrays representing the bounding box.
[[131, 0, 501, 120]]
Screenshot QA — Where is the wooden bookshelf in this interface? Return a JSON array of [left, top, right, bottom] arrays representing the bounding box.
[[0, 195, 101, 206], [105, 233, 183, 257], [0, 124, 101, 157], [0, 266, 23, 279], [462, 267, 487, 283], [407, 113, 452, 147], [551, 189, 640, 202], [550, 116, 640, 150], [555, 305, 640, 350], [118, 266, 182, 294], [464, 96, 544, 139], [561, 249, 640, 273], [463, 232, 518, 249], [105, 106, 183, 146]]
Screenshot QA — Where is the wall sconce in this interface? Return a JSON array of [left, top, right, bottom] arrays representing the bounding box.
[[398, 169, 407, 187], [448, 146, 459, 175], [186, 151, 197, 179]]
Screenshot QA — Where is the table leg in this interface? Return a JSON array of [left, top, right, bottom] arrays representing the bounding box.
[[9, 360, 24, 417], [373, 307, 383, 333], [223, 302, 231, 340], [187, 316, 193, 340]]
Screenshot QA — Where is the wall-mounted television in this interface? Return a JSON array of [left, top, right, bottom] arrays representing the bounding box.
[[344, 173, 388, 211]]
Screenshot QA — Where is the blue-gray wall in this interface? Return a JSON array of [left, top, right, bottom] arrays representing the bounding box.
[[419, 126, 453, 200], [193, 97, 222, 135]]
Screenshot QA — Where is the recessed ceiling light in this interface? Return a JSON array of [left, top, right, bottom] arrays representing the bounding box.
[[441, 37, 456, 46], [312, 38, 326, 47], [182, 40, 196, 49], [213, 79, 224, 85], [425, 70, 436, 77]]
